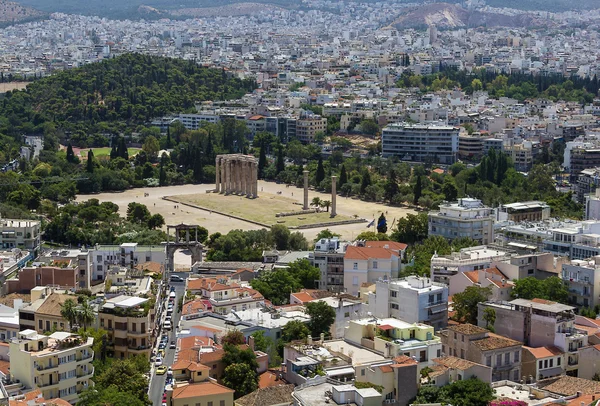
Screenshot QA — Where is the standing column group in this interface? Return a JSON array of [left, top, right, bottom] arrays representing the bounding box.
[[215, 154, 258, 198]]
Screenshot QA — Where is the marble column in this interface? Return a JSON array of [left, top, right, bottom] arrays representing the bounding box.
[[232, 161, 238, 194], [237, 161, 242, 194], [303, 170, 309, 210], [244, 161, 250, 197], [226, 160, 232, 194], [215, 157, 221, 192], [252, 162, 258, 197], [220, 158, 226, 194], [331, 175, 337, 217]]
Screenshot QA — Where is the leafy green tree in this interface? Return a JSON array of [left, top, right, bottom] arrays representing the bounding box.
[[384, 169, 399, 202], [66, 143, 76, 163], [443, 177, 458, 201], [250, 330, 272, 352], [147, 214, 165, 230], [221, 330, 246, 346], [483, 307, 496, 331], [60, 298, 78, 330], [287, 259, 320, 289], [271, 224, 291, 250], [142, 135, 160, 161], [314, 229, 340, 242], [281, 320, 310, 342], [90, 357, 150, 405], [355, 231, 388, 241], [306, 301, 336, 338], [126, 202, 151, 225], [222, 363, 258, 399], [511, 276, 568, 303], [360, 170, 371, 195], [360, 119, 379, 136], [251, 269, 303, 305], [390, 212, 428, 244], [453, 286, 492, 324], [77, 301, 95, 331]]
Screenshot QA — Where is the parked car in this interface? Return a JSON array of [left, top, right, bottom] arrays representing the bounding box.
[[156, 366, 168, 375], [169, 341, 176, 349], [155, 357, 163, 366]]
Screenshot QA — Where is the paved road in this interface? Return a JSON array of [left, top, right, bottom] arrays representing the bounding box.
[[149, 272, 187, 406]]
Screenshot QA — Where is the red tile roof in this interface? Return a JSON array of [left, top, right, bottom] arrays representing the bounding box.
[[172, 381, 234, 399], [345, 246, 398, 260], [523, 346, 563, 359], [363, 241, 408, 251]]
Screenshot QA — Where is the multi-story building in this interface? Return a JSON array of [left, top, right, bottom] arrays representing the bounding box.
[[568, 147, 600, 184], [543, 221, 600, 260], [561, 257, 600, 309], [91, 243, 165, 281], [186, 276, 265, 315], [9, 330, 94, 403], [6, 263, 86, 294], [521, 346, 565, 383], [577, 168, 600, 204], [448, 267, 513, 302], [0, 219, 41, 253], [19, 290, 74, 334], [428, 198, 495, 245], [42, 249, 92, 290], [585, 188, 600, 220], [382, 123, 459, 164], [295, 113, 327, 143], [98, 295, 154, 359], [430, 245, 514, 284], [496, 201, 552, 223], [344, 317, 442, 372], [440, 324, 522, 382], [343, 241, 406, 297], [309, 238, 345, 293], [458, 133, 484, 160], [366, 276, 448, 330], [477, 299, 586, 377]]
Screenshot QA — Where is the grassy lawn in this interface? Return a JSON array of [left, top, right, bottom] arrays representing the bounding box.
[[171, 192, 351, 227], [80, 147, 141, 158]]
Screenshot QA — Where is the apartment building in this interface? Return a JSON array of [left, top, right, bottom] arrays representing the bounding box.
[[543, 221, 600, 260], [585, 188, 600, 220], [428, 198, 495, 244], [309, 238, 345, 293], [6, 263, 85, 294], [19, 291, 73, 334], [458, 133, 484, 160], [344, 318, 442, 371], [0, 219, 41, 253], [91, 243, 165, 281], [561, 257, 600, 309], [431, 356, 492, 385], [521, 346, 565, 383], [477, 299, 586, 377], [9, 330, 94, 404], [295, 113, 327, 143], [99, 295, 154, 359], [186, 277, 265, 315], [496, 201, 552, 223], [568, 147, 600, 183], [381, 123, 459, 164], [448, 267, 513, 301], [577, 168, 600, 204], [430, 245, 514, 284], [366, 276, 448, 330], [343, 242, 406, 297], [440, 324, 522, 382]]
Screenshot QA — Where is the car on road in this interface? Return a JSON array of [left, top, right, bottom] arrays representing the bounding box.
[[170, 286, 175, 292], [164, 320, 172, 330], [156, 366, 168, 375], [158, 349, 165, 358], [162, 393, 167, 403], [159, 342, 166, 350], [155, 357, 163, 366], [170, 275, 184, 282], [169, 341, 176, 349]]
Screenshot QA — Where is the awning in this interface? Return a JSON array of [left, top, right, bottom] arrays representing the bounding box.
[[326, 367, 355, 377], [378, 325, 394, 331], [539, 367, 562, 378]]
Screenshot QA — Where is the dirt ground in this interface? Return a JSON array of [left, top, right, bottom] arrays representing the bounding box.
[[76, 181, 417, 242]]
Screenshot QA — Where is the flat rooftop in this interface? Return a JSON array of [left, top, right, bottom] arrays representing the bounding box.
[[493, 384, 555, 405], [324, 339, 386, 366]]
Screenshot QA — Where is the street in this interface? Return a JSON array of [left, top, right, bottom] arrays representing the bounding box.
[[149, 272, 187, 406]]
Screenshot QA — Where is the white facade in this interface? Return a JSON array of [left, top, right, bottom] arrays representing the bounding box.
[[367, 276, 448, 330], [343, 245, 403, 297], [0, 219, 41, 252], [430, 245, 514, 284], [91, 243, 166, 281], [381, 123, 459, 164], [561, 257, 600, 309], [428, 198, 495, 245]]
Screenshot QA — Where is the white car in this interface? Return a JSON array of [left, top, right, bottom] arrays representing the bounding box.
[[155, 357, 163, 366]]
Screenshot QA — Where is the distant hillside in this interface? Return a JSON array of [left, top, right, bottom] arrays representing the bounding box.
[[391, 2, 555, 29], [0, 0, 46, 26]]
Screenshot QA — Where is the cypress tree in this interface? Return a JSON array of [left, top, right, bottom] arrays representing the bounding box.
[[315, 156, 325, 185], [258, 145, 267, 179], [66, 144, 75, 163], [159, 154, 167, 186], [86, 150, 94, 173], [413, 175, 422, 205], [339, 164, 348, 188], [166, 126, 172, 149], [276, 145, 285, 175], [360, 170, 371, 195]]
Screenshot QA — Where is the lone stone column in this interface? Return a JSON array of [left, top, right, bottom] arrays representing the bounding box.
[[253, 162, 258, 197], [331, 175, 337, 217], [215, 156, 221, 193], [303, 170, 309, 210]]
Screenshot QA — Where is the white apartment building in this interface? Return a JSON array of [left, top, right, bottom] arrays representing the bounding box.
[[428, 198, 495, 245], [10, 330, 94, 404], [367, 276, 448, 330], [309, 238, 346, 293], [430, 245, 514, 284], [585, 188, 600, 220], [381, 123, 459, 164], [543, 220, 600, 260], [91, 243, 166, 281], [561, 257, 600, 309], [343, 241, 406, 297], [0, 219, 41, 253]]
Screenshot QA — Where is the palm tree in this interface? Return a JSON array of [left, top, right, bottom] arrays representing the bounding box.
[[77, 302, 95, 332], [311, 197, 322, 208], [321, 200, 331, 212], [60, 299, 78, 331]]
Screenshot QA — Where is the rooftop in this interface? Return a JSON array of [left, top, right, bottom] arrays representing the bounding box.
[[510, 298, 575, 313], [523, 346, 564, 359], [433, 356, 484, 370], [472, 334, 521, 351], [537, 376, 600, 396], [172, 381, 234, 399], [446, 323, 487, 335]]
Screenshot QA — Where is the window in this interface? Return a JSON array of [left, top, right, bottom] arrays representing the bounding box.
[[437, 349, 441, 357], [460, 349, 464, 358], [373, 261, 378, 269], [196, 403, 201, 406], [220, 402, 225, 406], [454, 332, 457, 340], [505, 353, 510, 365], [513, 370, 519, 381], [461, 335, 464, 342], [390, 291, 397, 298], [38, 320, 42, 329], [557, 357, 561, 366], [361, 369, 365, 376], [544, 359, 548, 369], [514, 351, 520, 362], [486, 356, 491, 367], [353, 263, 358, 270], [436, 293, 442, 302], [429, 295, 434, 304], [496, 354, 502, 365], [344, 312, 350, 318], [390, 303, 399, 310], [550, 359, 553, 368], [208, 402, 213, 406], [352, 276, 359, 286], [539, 360, 543, 369]]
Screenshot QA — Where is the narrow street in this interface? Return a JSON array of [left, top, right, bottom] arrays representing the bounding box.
[[149, 272, 187, 406]]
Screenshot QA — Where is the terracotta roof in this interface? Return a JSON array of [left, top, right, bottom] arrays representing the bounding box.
[[488, 278, 513, 288], [177, 348, 200, 363], [566, 393, 600, 406], [463, 270, 479, 283], [428, 365, 448, 378], [0, 359, 10, 375], [258, 370, 287, 389], [135, 261, 162, 274], [182, 299, 210, 315], [432, 168, 445, 174], [391, 355, 418, 367], [378, 365, 393, 373], [9, 390, 42, 406], [447, 323, 487, 335], [178, 336, 216, 349], [523, 346, 563, 359], [531, 298, 557, 305], [360, 282, 375, 288], [575, 324, 599, 336], [345, 246, 398, 260], [363, 241, 408, 251], [187, 277, 240, 292], [433, 356, 482, 370], [0, 293, 30, 307], [36, 293, 73, 317], [198, 348, 226, 364], [171, 359, 210, 372], [472, 334, 522, 351], [172, 381, 234, 399], [235, 384, 295, 406], [291, 292, 314, 304], [537, 376, 600, 396]]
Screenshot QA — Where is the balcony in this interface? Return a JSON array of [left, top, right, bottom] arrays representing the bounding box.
[[77, 366, 94, 378], [36, 363, 59, 372], [494, 363, 514, 371], [77, 351, 93, 362], [37, 380, 60, 389]]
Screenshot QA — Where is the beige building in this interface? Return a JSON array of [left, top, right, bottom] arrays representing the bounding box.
[[18, 290, 74, 334], [295, 114, 327, 143], [521, 346, 565, 383], [0, 219, 41, 252], [9, 330, 94, 404], [99, 295, 154, 359]]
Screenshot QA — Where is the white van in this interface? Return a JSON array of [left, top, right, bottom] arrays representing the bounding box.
[[164, 320, 172, 330]]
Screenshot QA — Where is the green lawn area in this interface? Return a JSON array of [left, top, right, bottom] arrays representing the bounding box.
[[79, 147, 141, 158], [171, 192, 351, 227]]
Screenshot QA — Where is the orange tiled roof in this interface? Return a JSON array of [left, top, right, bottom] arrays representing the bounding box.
[[291, 292, 314, 303], [363, 241, 408, 251], [172, 381, 234, 399], [345, 246, 398, 260], [463, 270, 479, 283], [258, 370, 287, 388], [523, 346, 563, 359]]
